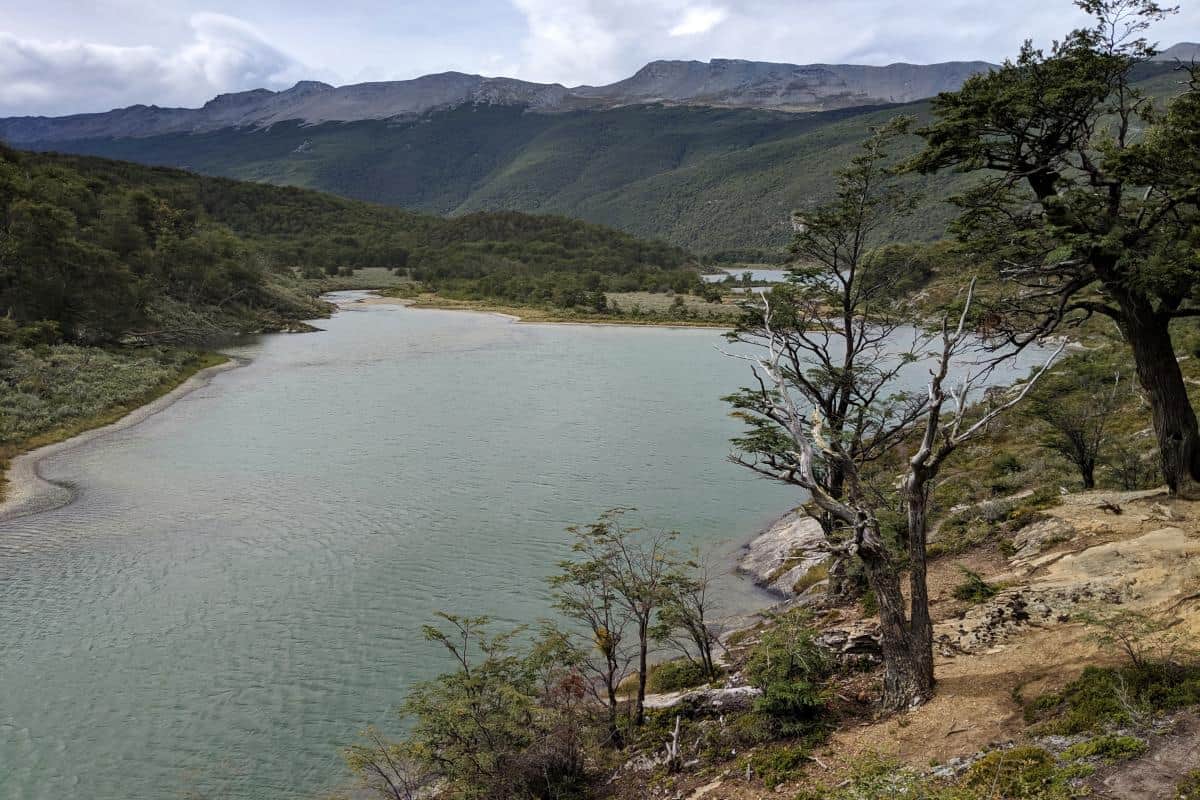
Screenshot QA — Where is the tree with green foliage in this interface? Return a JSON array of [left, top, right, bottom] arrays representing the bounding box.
[[560, 509, 676, 727], [1032, 373, 1122, 489], [913, 0, 1200, 497], [548, 540, 634, 746], [351, 613, 589, 800], [653, 550, 722, 683]]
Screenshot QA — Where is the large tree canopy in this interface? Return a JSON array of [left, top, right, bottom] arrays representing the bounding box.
[[912, 0, 1200, 496]]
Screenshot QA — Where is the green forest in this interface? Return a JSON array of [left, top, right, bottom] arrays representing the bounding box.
[[0, 146, 694, 344]]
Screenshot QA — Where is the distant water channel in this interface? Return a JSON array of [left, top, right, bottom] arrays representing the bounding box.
[[0, 293, 1048, 799]]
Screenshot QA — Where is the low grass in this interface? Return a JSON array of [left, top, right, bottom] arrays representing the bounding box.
[[796, 750, 1093, 800], [1060, 734, 1148, 763], [645, 658, 719, 694], [397, 292, 738, 327], [1027, 663, 1200, 735]]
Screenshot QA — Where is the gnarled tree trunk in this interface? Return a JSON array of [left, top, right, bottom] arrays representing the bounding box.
[[1120, 303, 1200, 499], [854, 515, 934, 710]]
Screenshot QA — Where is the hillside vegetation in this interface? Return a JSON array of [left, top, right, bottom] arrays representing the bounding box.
[[0, 146, 695, 476], [16, 62, 1181, 254], [0, 146, 693, 343]]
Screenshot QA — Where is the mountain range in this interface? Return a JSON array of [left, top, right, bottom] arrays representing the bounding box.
[[0, 58, 996, 143], [1, 48, 1194, 253]]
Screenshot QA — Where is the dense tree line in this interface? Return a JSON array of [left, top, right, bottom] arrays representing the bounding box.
[[0, 148, 694, 342]]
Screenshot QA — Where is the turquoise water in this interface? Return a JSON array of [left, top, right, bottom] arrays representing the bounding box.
[[0, 294, 1048, 799], [1, 296, 799, 800]]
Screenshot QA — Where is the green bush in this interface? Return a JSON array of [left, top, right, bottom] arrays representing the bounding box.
[[746, 742, 810, 787], [960, 747, 1080, 800], [952, 569, 999, 603], [1177, 770, 1200, 800], [743, 611, 829, 735], [1061, 734, 1147, 762], [1029, 664, 1200, 734], [647, 659, 715, 694], [990, 453, 1025, 476]]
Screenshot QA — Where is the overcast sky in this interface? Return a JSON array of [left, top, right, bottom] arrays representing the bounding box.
[[2, 0, 1197, 116]]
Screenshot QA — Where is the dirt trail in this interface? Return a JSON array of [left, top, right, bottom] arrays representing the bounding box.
[[825, 490, 1200, 768]]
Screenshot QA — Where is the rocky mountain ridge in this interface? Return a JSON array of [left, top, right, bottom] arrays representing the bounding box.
[[0, 57, 997, 143]]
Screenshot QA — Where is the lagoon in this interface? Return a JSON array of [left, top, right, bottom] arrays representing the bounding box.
[[1, 294, 799, 800]]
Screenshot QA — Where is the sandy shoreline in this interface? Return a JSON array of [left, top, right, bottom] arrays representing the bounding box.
[[0, 358, 243, 524]]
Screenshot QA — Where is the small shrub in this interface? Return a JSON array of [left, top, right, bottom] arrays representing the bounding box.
[[746, 742, 810, 787], [1061, 734, 1147, 762], [952, 569, 999, 603], [990, 453, 1024, 476], [960, 747, 1066, 799], [743, 610, 829, 735], [647, 659, 715, 694], [727, 711, 776, 746], [1177, 770, 1200, 800]]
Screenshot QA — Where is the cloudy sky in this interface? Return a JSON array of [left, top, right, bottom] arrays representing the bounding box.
[[3, 0, 1197, 116]]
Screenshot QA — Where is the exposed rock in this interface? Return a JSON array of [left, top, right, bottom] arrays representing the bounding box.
[[738, 510, 827, 597], [938, 584, 1126, 654], [1010, 517, 1077, 563], [642, 685, 761, 711], [817, 622, 883, 666]]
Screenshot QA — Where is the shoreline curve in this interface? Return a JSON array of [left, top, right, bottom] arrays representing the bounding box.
[[0, 357, 244, 524]]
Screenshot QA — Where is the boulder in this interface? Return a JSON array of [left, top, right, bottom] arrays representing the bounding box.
[[739, 511, 827, 596], [642, 684, 762, 711], [817, 621, 883, 666]]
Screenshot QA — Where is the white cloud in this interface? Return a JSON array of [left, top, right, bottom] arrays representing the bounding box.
[[507, 0, 1200, 86], [669, 6, 728, 37], [0, 13, 309, 116]]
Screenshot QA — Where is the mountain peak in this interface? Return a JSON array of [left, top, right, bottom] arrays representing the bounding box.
[[287, 81, 334, 93]]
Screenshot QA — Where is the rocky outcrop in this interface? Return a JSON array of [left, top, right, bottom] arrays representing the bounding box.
[[738, 510, 827, 597], [938, 584, 1126, 654], [1010, 517, 1077, 564], [817, 621, 883, 666]]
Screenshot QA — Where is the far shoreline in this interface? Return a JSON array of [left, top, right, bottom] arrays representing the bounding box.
[[344, 290, 739, 331]]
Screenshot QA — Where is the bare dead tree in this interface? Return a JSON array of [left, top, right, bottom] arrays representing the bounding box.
[[726, 117, 923, 599], [724, 280, 1062, 708]]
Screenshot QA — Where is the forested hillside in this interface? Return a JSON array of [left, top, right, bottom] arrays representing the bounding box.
[[10, 61, 1182, 254], [0, 147, 693, 344]]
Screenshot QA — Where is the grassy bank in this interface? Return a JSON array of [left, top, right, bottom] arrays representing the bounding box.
[[388, 289, 743, 327], [0, 347, 228, 503]]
